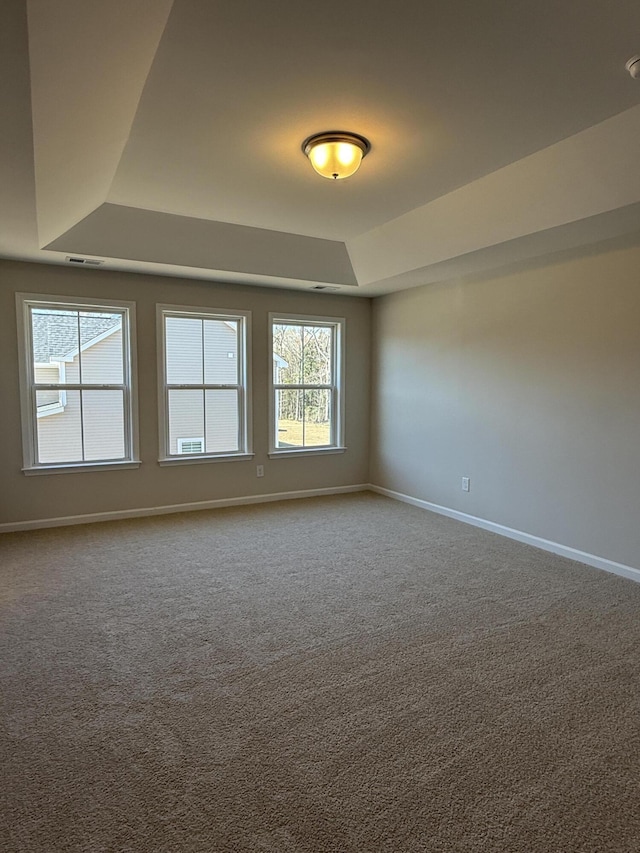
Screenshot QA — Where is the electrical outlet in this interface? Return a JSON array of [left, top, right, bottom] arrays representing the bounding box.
[[256, 465, 264, 478], [461, 477, 470, 492]]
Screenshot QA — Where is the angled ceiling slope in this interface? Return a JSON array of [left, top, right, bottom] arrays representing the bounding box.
[[3, 0, 640, 295], [27, 0, 174, 248], [47, 204, 358, 287]]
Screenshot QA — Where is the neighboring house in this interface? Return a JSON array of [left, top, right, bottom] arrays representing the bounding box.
[[163, 316, 241, 455], [34, 313, 244, 461], [166, 325, 287, 455], [34, 313, 125, 463], [273, 353, 288, 384]]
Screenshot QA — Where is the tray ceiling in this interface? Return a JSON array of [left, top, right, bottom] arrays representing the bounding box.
[[2, 0, 640, 294]]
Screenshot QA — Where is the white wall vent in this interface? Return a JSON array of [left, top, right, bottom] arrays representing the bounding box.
[[65, 256, 104, 266]]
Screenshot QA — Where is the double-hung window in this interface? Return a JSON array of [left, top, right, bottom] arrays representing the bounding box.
[[269, 313, 345, 456], [16, 293, 139, 473], [158, 306, 252, 463]]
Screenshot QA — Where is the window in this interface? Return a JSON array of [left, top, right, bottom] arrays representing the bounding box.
[[157, 306, 252, 463], [16, 294, 139, 473], [269, 313, 345, 456]]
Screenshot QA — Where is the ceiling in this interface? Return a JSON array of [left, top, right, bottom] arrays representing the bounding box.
[[2, 0, 640, 296]]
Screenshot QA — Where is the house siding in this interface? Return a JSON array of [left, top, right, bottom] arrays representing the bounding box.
[[165, 318, 240, 454], [34, 365, 60, 408], [36, 331, 125, 462], [36, 321, 241, 460]]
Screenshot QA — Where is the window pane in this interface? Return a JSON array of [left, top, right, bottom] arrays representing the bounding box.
[[168, 389, 204, 455], [303, 389, 331, 446], [35, 365, 60, 410], [83, 391, 125, 460], [302, 325, 332, 385], [79, 312, 123, 384], [204, 319, 238, 384], [276, 388, 304, 448], [22, 297, 136, 470], [31, 308, 79, 374], [36, 390, 82, 463], [273, 323, 333, 387], [273, 324, 303, 385], [275, 389, 333, 449], [205, 390, 239, 453], [36, 390, 60, 409], [165, 317, 203, 384], [34, 365, 60, 392]]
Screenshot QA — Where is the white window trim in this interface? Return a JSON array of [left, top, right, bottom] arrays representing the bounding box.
[[158, 453, 254, 467], [268, 312, 346, 458], [157, 304, 253, 464], [23, 461, 142, 477], [16, 293, 140, 474]]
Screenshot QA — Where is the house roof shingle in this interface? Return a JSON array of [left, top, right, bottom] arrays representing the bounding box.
[[32, 311, 121, 363]]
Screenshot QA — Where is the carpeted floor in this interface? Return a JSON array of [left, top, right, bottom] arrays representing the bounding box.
[[1, 492, 639, 852]]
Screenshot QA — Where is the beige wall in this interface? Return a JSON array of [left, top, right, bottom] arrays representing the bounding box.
[[371, 243, 640, 569], [5, 243, 639, 572], [0, 260, 370, 524]]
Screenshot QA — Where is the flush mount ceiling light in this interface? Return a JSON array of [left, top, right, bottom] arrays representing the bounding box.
[[302, 131, 371, 180], [626, 55, 640, 78]]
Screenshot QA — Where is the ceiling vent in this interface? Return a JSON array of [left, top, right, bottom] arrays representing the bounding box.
[[65, 256, 104, 266], [311, 285, 339, 291]]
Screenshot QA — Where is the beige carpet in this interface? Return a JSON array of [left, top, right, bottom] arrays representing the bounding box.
[[1, 492, 639, 852]]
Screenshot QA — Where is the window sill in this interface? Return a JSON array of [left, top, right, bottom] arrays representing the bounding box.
[[23, 460, 142, 476], [158, 452, 255, 466], [268, 446, 347, 459], [36, 404, 65, 419]]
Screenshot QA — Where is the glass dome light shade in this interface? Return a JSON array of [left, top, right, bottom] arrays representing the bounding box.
[[303, 132, 370, 180]]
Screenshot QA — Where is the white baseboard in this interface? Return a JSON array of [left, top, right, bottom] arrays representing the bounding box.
[[0, 484, 369, 533], [6, 483, 638, 586], [369, 484, 640, 585]]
